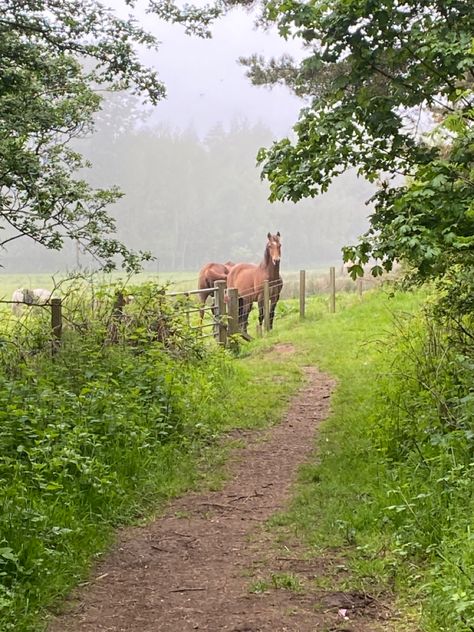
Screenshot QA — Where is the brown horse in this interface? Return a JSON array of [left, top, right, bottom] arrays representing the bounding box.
[[226, 232, 283, 334], [197, 260, 235, 319]]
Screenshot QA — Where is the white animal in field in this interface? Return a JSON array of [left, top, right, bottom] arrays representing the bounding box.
[[32, 288, 52, 303], [11, 288, 52, 316]]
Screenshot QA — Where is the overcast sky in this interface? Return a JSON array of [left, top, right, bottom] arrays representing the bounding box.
[[113, 2, 305, 136]]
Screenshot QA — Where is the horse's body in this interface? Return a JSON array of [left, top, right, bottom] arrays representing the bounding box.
[[197, 261, 235, 319], [11, 288, 52, 316], [226, 232, 283, 334]]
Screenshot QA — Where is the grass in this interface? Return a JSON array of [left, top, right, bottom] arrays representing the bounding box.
[[0, 266, 373, 312], [240, 286, 426, 626], [243, 285, 474, 631], [0, 271, 193, 302], [0, 278, 434, 631], [248, 572, 304, 593]]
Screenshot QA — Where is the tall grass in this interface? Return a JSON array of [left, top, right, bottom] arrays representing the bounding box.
[[263, 287, 474, 631], [372, 313, 474, 631]]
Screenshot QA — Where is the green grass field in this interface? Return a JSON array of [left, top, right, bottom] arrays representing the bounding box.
[[0, 266, 380, 318], [0, 271, 196, 301]]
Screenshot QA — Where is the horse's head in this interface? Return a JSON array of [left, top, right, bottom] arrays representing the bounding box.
[[266, 232, 281, 265]]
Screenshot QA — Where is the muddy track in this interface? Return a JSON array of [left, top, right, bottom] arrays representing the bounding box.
[[48, 362, 392, 632]]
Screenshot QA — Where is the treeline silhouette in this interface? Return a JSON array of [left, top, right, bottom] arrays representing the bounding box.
[[2, 95, 374, 273]]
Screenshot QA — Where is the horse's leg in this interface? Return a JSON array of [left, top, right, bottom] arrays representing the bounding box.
[[238, 299, 253, 334], [198, 278, 215, 322], [269, 295, 280, 329], [258, 297, 264, 327], [243, 302, 253, 334], [198, 292, 207, 322], [211, 295, 218, 319]]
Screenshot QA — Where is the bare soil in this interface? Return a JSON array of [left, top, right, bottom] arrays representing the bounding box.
[[48, 358, 395, 632]]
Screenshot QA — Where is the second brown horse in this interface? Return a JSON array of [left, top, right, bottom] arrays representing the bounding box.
[[226, 232, 283, 334], [197, 260, 235, 319]]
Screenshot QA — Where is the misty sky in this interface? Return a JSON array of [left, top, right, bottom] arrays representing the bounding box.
[[113, 2, 305, 136]]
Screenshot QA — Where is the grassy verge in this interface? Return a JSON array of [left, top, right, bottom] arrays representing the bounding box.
[[251, 286, 474, 631]]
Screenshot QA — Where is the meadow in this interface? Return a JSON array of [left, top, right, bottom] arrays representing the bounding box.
[[0, 266, 365, 307]]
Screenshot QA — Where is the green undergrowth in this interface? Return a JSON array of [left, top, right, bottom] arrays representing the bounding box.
[[3, 284, 471, 631], [260, 288, 474, 631], [0, 294, 301, 632]]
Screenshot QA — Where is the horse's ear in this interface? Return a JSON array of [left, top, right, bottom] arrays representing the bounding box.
[[267, 232, 271, 239]]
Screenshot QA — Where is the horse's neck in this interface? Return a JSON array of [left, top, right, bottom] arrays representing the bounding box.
[[260, 249, 280, 281]]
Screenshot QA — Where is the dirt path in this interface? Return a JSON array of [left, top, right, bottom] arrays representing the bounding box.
[[48, 362, 392, 632]]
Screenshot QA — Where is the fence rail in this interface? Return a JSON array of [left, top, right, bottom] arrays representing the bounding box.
[[1, 267, 387, 351]]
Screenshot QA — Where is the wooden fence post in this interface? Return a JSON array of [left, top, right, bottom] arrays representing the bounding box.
[[51, 298, 62, 355], [110, 291, 125, 343], [184, 292, 191, 327], [227, 288, 239, 337], [113, 291, 125, 319], [299, 269, 306, 319], [329, 266, 336, 313], [214, 280, 227, 346], [263, 280, 270, 332]]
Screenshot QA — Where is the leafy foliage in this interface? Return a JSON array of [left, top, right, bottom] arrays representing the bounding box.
[[0, 283, 232, 629], [372, 309, 474, 630], [242, 0, 474, 284], [0, 0, 225, 271]]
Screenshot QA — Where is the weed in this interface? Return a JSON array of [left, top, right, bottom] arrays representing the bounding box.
[[248, 579, 270, 594], [248, 573, 303, 594], [270, 572, 304, 591]]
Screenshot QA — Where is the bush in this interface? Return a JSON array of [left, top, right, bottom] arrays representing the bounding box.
[[0, 281, 233, 630], [373, 305, 474, 631]]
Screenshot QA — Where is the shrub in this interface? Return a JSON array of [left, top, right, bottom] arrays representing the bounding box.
[[373, 305, 474, 630], [0, 280, 232, 630]]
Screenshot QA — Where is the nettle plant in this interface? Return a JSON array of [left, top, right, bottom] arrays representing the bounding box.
[[0, 278, 231, 628]]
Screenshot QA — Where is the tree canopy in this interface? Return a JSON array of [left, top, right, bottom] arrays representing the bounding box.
[[243, 0, 474, 285], [0, 0, 222, 271]]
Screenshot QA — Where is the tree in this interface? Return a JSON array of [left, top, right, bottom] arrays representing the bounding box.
[[0, 0, 222, 271], [241, 0, 474, 284]]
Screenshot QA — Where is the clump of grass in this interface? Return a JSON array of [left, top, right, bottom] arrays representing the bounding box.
[[270, 572, 304, 591], [248, 573, 303, 594], [249, 579, 270, 594]]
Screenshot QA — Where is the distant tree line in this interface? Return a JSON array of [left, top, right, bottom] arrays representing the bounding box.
[[3, 95, 374, 273]]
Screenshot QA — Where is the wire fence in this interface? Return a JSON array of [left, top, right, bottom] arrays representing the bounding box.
[[0, 265, 398, 355]]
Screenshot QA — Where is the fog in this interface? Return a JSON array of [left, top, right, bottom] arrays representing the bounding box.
[[2, 5, 374, 274]]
